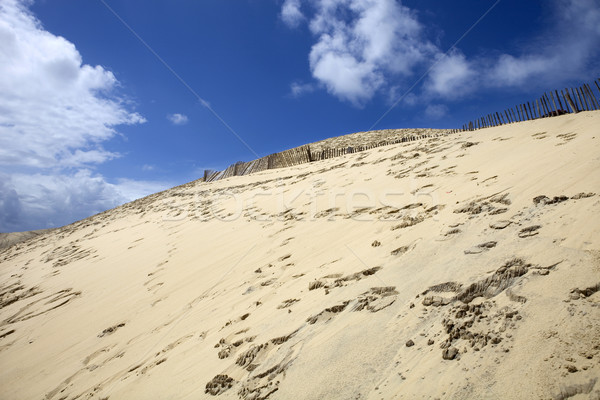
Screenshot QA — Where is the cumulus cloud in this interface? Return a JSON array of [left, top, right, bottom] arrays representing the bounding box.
[[300, 0, 436, 106], [167, 113, 189, 125], [285, 0, 600, 106], [281, 0, 304, 28], [425, 51, 475, 99], [0, 0, 166, 232], [0, 1, 145, 169]]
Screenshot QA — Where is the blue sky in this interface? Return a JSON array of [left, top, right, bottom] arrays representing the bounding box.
[[1, 0, 599, 232]]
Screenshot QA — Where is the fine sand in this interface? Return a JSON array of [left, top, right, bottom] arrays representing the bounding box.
[[1, 111, 599, 400]]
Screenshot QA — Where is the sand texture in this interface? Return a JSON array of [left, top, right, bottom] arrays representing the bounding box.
[[0, 230, 54, 252], [1, 112, 599, 399]]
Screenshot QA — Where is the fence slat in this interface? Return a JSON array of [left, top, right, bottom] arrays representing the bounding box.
[[571, 88, 582, 111], [584, 86, 593, 110], [581, 84, 596, 110], [550, 92, 558, 114], [577, 87, 589, 111], [560, 89, 574, 113], [543, 94, 552, 114], [554, 90, 564, 111], [586, 84, 599, 110], [541, 96, 550, 116]]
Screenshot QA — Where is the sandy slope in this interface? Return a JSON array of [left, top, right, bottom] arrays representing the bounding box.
[[1, 112, 599, 400], [0, 230, 53, 252]]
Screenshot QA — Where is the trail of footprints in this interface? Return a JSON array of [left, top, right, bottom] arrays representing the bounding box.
[[206, 262, 400, 399], [45, 332, 197, 400]]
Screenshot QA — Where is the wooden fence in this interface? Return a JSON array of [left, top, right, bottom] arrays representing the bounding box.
[[202, 79, 599, 184], [460, 79, 600, 131], [202, 133, 451, 183]]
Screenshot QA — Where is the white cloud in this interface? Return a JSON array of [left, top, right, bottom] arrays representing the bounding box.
[[167, 113, 189, 125], [281, 0, 304, 28], [0, 171, 170, 232], [0, 0, 168, 232], [0, 0, 145, 169], [493, 0, 600, 86], [303, 0, 436, 106], [112, 178, 171, 203], [290, 81, 315, 97], [426, 0, 600, 96], [425, 51, 475, 99], [286, 0, 600, 106], [424, 104, 448, 120]]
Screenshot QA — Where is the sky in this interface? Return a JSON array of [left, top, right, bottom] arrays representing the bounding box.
[[1, 0, 599, 232]]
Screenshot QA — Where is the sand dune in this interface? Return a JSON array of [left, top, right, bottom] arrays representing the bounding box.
[[1, 112, 599, 400]]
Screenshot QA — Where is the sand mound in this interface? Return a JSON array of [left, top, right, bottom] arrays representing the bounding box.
[[1, 112, 599, 400]]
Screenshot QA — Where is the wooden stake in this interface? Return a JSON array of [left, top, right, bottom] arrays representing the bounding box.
[[544, 93, 553, 117], [543, 96, 551, 116], [554, 90, 564, 111], [538, 97, 545, 116], [561, 90, 572, 113], [571, 88, 582, 111], [588, 85, 600, 110], [581, 85, 593, 110], [550, 92, 558, 114], [578, 87, 589, 111], [568, 88, 578, 111], [583, 84, 596, 109], [544, 94, 554, 113], [587, 84, 598, 109], [585, 84, 599, 110], [566, 91, 578, 113], [518, 106, 524, 121], [576, 87, 588, 111]]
